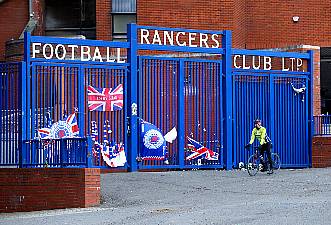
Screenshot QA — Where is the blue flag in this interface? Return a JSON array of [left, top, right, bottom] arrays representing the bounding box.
[[140, 120, 167, 160]]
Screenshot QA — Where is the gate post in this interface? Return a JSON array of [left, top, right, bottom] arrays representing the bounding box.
[[178, 59, 185, 168], [21, 32, 32, 166], [222, 30, 233, 170], [308, 50, 314, 167], [19, 62, 27, 167], [127, 24, 138, 172], [269, 74, 275, 146]]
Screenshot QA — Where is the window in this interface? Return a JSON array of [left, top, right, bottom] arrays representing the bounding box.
[[112, 0, 136, 41], [45, 0, 96, 39]]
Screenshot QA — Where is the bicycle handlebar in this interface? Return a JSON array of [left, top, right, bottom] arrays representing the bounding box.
[[245, 146, 260, 151]]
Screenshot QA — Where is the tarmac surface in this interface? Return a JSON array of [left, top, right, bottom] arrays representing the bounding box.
[[1, 168, 331, 225]]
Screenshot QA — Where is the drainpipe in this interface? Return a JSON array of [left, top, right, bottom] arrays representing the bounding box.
[[29, 0, 33, 17], [19, 0, 37, 39]]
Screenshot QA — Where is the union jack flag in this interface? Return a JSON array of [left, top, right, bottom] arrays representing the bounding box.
[[87, 84, 123, 111], [65, 113, 80, 136], [185, 137, 218, 161]]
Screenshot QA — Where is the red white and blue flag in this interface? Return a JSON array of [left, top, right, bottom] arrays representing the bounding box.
[[101, 142, 127, 167], [87, 84, 123, 111], [38, 113, 80, 139], [185, 137, 218, 161], [140, 120, 167, 161], [38, 127, 51, 139]]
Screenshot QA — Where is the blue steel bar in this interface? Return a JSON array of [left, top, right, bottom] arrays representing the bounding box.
[[232, 49, 310, 59], [127, 23, 138, 172], [78, 66, 85, 137], [137, 25, 224, 35], [223, 30, 233, 170], [308, 50, 314, 167], [138, 44, 224, 54], [178, 59, 185, 168], [31, 35, 130, 48]]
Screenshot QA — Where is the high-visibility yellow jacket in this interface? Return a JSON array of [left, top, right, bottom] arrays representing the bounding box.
[[249, 126, 271, 145]]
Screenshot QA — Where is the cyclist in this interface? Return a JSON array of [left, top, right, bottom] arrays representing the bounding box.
[[245, 119, 273, 173]]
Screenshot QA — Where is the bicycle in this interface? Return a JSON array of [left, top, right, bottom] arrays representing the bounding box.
[[246, 146, 281, 176]]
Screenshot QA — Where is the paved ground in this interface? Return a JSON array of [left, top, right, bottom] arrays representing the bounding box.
[[1, 168, 331, 225]]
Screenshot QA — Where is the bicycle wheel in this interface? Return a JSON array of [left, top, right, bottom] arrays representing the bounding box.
[[247, 154, 260, 176], [271, 153, 281, 170]]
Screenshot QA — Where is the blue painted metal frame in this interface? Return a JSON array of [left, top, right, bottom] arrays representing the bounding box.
[[308, 50, 314, 167], [178, 59, 185, 169], [127, 23, 138, 171], [232, 49, 310, 59], [223, 31, 233, 169], [0, 24, 314, 170], [137, 56, 224, 170]]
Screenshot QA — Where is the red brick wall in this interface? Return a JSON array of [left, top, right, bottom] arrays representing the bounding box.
[[96, 0, 112, 40], [0, 168, 100, 213], [138, 0, 234, 37], [0, 0, 29, 61], [246, 1, 331, 49], [312, 136, 331, 168], [233, 0, 247, 48], [3, 0, 331, 57]]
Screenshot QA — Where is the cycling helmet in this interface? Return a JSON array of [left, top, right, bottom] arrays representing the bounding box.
[[254, 119, 261, 124]]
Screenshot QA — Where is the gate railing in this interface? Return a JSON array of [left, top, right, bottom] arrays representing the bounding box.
[[0, 25, 314, 170], [314, 115, 331, 135], [0, 62, 22, 168], [21, 137, 88, 167]]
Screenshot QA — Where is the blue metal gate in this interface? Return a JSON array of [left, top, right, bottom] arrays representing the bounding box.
[[232, 49, 313, 168], [137, 57, 224, 169], [22, 63, 128, 168], [0, 25, 314, 170], [273, 76, 309, 167], [233, 73, 310, 168], [233, 73, 270, 167], [83, 65, 128, 169], [183, 60, 223, 168]]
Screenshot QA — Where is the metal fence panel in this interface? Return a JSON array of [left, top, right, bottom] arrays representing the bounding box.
[[184, 60, 223, 168], [22, 138, 88, 167], [138, 57, 180, 169], [314, 115, 331, 135], [274, 76, 309, 167], [83, 65, 128, 169], [233, 74, 270, 167], [138, 57, 224, 169], [233, 72, 310, 168], [0, 63, 22, 167]]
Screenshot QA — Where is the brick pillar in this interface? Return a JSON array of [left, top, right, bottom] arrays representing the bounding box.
[[0, 168, 100, 213], [312, 136, 331, 168]]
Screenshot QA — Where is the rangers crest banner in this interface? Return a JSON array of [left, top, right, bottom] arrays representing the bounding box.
[[140, 120, 167, 160], [87, 84, 123, 111], [38, 113, 80, 139]]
